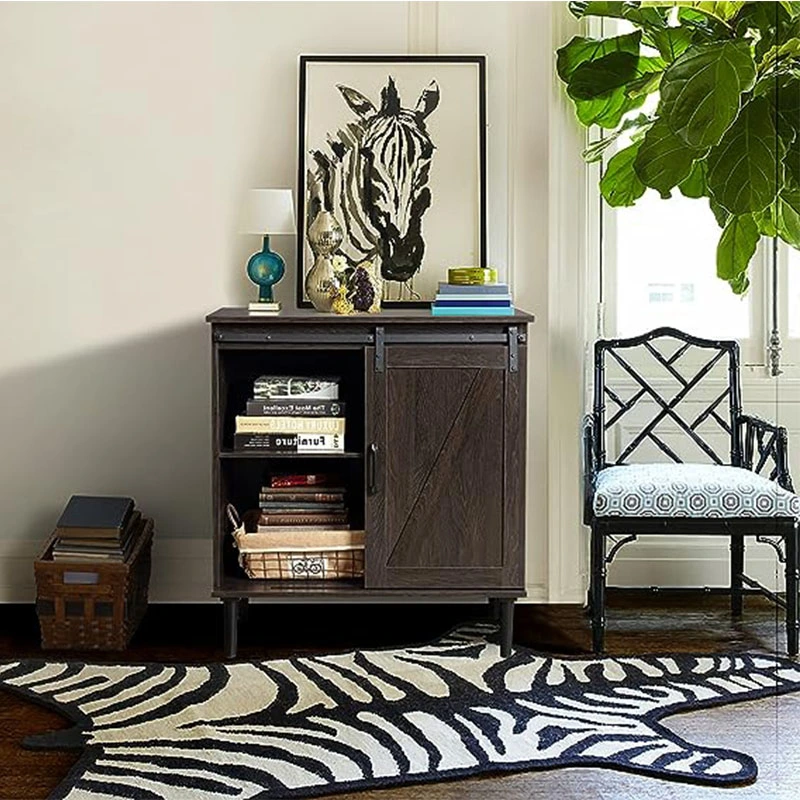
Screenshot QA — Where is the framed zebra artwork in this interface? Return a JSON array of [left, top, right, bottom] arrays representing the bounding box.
[[297, 55, 487, 307]]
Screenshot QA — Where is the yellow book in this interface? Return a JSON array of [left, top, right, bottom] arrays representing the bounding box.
[[235, 416, 345, 435]]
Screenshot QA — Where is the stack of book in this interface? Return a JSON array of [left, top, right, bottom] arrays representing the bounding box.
[[234, 376, 345, 453], [52, 495, 143, 563], [257, 473, 351, 537], [248, 301, 280, 316], [431, 281, 514, 317]]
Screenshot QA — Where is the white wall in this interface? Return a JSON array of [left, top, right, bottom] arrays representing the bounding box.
[[0, 1, 560, 602]]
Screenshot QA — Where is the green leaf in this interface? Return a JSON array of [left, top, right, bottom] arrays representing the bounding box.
[[678, 159, 708, 197], [633, 118, 703, 197], [756, 73, 800, 148], [568, 51, 642, 100], [574, 86, 647, 128], [569, 0, 670, 26], [600, 143, 647, 206], [710, 196, 730, 227], [716, 214, 759, 294], [707, 96, 786, 215], [645, 26, 694, 62], [556, 32, 642, 83], [641, 1, 744, 23], [780, 1, 800, 19], [776, 185, 800, 247], [582, 114, 654, 163], [659, 41, 757, 149], [759, 38, 800, 71]]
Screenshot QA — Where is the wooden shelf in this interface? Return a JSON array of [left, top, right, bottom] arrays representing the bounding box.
[[214, 575, 524, 602], [218, 450, 363, 460]]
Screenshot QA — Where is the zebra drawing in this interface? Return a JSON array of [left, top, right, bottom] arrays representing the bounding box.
[[2, 623, 799, 799], [307, 76, 440, 298]]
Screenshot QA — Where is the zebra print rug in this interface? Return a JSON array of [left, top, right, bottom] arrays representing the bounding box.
[[2, 623, 799, 799]]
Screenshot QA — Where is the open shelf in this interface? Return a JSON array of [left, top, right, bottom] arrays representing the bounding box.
[[218, 450, 363, 460], [213, 575, 522, 601]]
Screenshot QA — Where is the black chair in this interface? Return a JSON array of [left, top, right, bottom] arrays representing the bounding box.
[[584, 327, 800, 656]]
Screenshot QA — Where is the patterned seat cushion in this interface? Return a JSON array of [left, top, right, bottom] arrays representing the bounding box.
[[594, 463, 800, 518]]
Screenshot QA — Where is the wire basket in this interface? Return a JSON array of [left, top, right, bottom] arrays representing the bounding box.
[[227, 505, 364, 580]]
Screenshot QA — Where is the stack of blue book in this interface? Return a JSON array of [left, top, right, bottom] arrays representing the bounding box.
[[431, 282, 514, 316]]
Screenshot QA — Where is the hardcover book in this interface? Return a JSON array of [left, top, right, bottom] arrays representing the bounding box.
[[234, 433, 344, 452], [259, 491, 345, 504], [253, 376, 339, 400], [258, 502, 347, 512], [55, 495, 135, 540], [258, 511, 349, 526], [270, 474, 332, 488], [235, 416, 345, 435], [246, 399, 345, 417]]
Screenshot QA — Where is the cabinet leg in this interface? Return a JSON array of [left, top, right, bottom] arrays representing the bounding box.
[[489, 598, 501, 622], [223, 598, 239, 659], [499, 599, 514, 657], [786, 523, 799, 659], [730, 534, 745, 617], [591, 523, 606, 654]]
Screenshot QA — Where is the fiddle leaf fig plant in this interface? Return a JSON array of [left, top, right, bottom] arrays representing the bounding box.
[[557, 0, 800, 294]]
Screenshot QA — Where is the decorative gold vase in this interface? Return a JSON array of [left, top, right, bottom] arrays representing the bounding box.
[[305, 210, 344, 312]]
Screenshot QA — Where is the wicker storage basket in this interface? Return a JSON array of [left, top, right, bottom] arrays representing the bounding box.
[[228, 505, 364, 580], [34, 517, 153, 650]]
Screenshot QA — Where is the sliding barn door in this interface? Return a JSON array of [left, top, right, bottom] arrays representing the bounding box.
[[366, 344, 525, 590]]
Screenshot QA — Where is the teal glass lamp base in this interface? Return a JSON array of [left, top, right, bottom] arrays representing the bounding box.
[[246, 235, 286, 303]]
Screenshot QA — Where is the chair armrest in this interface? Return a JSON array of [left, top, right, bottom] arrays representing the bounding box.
[[583, 414, 600, 524], [740, 413, 794, 491]]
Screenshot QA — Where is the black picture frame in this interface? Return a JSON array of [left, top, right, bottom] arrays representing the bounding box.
[[296, 54, 487, 309]]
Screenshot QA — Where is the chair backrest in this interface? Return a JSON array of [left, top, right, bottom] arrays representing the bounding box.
[[593, 327, 742, 468]]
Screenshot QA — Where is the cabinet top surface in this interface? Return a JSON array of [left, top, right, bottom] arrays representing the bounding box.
[[207, 307, 534, 325]]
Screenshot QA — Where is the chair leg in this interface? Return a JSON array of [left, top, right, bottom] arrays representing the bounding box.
[[591, 523, 606, 654], [730, 534, 745, 618], [786, 523, 799, 659]]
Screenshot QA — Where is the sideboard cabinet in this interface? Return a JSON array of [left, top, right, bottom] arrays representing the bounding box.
[[206, 308, 533, 657]]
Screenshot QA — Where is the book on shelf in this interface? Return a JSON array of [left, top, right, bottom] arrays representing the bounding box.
[[253, 376, 339, 400], [258, 510, 349, 526], [270, 473, 332, 487], [245, 399, 345, 417], [248, 301, 281, 315], [437, 281, 510, 295], [235, 416, 345, 435], [431, 305, 514, 317], [233, 433, 344, 452], [432, 280, 513, 317], [259, 501, 346, 511], [259, 489, 345, 504], [55, 496, 135, 541], [433, 298, 512, 307], [255, 523, 351, 532]]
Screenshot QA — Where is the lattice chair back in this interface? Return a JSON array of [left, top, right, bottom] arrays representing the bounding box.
[[593, 327, 742, 469]]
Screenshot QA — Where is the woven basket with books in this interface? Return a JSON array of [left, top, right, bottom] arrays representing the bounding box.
[[228, 505, 364, 580], [35, 496, 153, 650]]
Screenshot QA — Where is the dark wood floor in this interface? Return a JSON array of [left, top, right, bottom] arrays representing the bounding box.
[[1, 590, 798, 799]]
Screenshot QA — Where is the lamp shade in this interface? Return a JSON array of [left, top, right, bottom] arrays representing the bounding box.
[[238, 189, 296, 235]]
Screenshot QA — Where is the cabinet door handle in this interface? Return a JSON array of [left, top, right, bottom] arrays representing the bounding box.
[[367, 443, 378, 495]]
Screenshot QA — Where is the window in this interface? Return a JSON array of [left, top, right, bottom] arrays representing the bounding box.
[[609, 193, 753, 343]]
